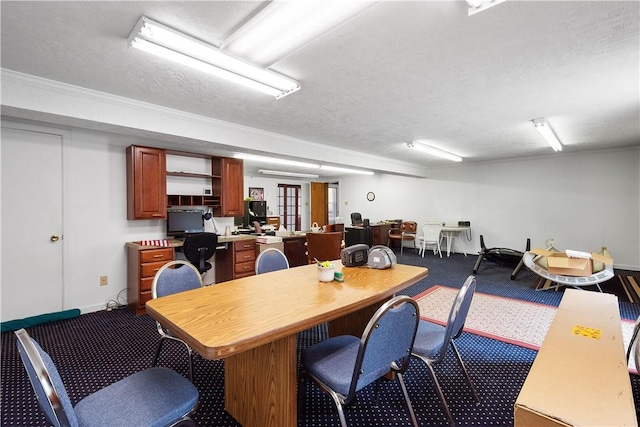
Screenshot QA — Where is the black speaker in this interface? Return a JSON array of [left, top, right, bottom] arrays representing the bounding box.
[[363, 218, 370, 227]]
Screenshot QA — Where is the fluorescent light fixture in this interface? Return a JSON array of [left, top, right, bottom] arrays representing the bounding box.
[[128, 16, 300, 99], [233, 153, 320, 169], [320, 165, 374, 175], [222, 1, 377, 67], [532, 118, 563, 152], [258, 169, 319, 179], [408, 141, 463, 162], [467, 0, 507, 16]]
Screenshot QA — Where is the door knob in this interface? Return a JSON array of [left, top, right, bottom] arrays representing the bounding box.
[[50, 234, 61, 242]]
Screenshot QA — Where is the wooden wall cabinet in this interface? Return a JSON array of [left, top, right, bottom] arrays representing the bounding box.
[[127, 246, 174, 314], [215, 239, 256, 282], [126, 145, 167, 220], [220, 157, 244, 217], [127, 145, 244, 218]]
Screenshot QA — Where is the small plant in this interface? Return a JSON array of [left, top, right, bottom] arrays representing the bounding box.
[[315, 259, 332, 268]]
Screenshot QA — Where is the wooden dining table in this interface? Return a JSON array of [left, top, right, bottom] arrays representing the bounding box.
[[145, 261, 428, 427]]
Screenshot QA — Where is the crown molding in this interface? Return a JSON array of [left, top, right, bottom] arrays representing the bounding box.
[[1, 69, 429, 178]]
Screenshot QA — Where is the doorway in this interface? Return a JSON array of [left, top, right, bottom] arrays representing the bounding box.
[[310, 182, 328, 227], [1, 125, 64, 321], [278, 183, 301, 231]]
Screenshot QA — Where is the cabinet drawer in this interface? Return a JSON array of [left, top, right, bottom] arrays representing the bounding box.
[[235, 249, 256, 263], [140, 260, 171, 278], [235, 261, 255, 275], [140, 277, 154, 293], [235, 271, 254, 279], [140, 248, 173, 263], [139, 291, 153, 308], [233, 240, 255, 252]]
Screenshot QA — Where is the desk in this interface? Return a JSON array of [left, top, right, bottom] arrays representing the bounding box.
[[145, 262, 428, 427], [126, 235, 255, 314], [345, 223, 393, 247], [440, 226, 470, 257]]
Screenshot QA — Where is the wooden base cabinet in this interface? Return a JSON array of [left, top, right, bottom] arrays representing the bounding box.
[[215, 240, 256, 282], [127, 246, 174, 314], [283, 236, 308, 267]]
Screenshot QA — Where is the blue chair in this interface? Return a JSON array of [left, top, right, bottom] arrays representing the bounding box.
[[300, 295, 420, 427], [15, 328, 198, 427], [411, 275, 480, 427], [151, 260, 203, 382], [255, 248, 289, 274]]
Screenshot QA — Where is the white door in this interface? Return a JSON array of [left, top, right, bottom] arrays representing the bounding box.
[[1, 126, 64, 321]]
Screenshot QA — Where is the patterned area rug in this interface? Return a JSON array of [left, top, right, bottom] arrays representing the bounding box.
[[414, 285, 637, 372]]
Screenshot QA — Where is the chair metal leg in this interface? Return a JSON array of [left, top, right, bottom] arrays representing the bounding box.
[[152, 337, 166, 367], [185, 346, 193, 383], [397, 372, 419, 427], [327, 389, 349, 427], [154, 335, 194, 382], [374, 378, 381, 407], [416, 356, 456, 427], [451, 342, 480, 404]]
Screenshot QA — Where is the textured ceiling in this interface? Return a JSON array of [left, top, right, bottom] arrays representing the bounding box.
[[1, 1, 639, 177]]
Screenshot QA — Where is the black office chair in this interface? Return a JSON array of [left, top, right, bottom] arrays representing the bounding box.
[[183, 232, 218, 274], [350, 212, 363, 226]]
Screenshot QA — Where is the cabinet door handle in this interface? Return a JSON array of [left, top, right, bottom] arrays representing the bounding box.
[[153, 254, 162, 258], [152, 213, 163, 217]]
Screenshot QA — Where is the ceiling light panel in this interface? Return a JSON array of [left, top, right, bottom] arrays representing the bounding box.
[[258, 169, 320, 178], [532, 118, 563, 152], [128, 16, 300, 99], [320, 165, 374, 175], [221, 1, 377, 67], [408, 141, 463, 162], [468, 0, 507, 16]]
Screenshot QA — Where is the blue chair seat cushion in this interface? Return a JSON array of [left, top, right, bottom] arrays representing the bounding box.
[[302, 335, 361, 396], [74, 366, 198, 427], [412, 320, 447, 360]]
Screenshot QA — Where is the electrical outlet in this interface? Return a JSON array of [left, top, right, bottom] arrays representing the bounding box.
[[100, 275, 108, 286]]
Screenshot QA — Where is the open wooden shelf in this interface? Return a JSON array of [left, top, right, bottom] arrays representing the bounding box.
[[167, 194, 221, 207], [166, 171, 221, 179]]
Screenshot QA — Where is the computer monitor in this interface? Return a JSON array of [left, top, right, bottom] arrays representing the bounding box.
[[166, 209, 204, 238]]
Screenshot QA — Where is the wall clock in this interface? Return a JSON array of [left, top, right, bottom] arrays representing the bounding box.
[[366, 191, 375, 201]]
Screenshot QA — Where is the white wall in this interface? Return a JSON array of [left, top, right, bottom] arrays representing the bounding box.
[[340, 147, 640, 269], [4, 120, 638, 318], [2, 121, 323, 316]]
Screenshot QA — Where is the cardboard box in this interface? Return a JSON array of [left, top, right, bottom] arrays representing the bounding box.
[[514, 289, 636, 427], [530, 248, 613, 277]]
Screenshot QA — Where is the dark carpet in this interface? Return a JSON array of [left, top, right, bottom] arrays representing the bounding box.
[[2, 249, 639, 426]]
